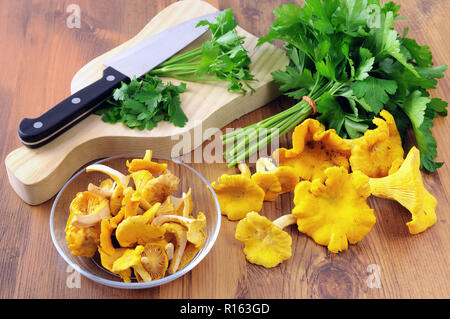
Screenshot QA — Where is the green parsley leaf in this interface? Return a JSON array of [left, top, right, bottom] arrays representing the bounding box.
[[401, 90, 445, 171], [401, 90, 429, 129], [355, 48, 375, 80], [414, 116, 443, 172], [334, 0, 369, 35], [428, 97, 448, 117], [316, 92, 345, 134], [344, 115, 370, 139], [401, 37, 433, 67], [351, 77, 398, 113], [371, 11, 419, 77], [272, 66, 315, 92]]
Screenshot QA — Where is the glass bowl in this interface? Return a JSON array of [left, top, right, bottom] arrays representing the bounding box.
[[50, 153, 221, 289]]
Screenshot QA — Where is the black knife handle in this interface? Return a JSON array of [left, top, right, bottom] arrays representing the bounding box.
[[18, 67, 130, 148]]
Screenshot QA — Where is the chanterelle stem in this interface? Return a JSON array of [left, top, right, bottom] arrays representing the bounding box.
[[238, 163, 251, 178], [165, 243, 174, 261], [273, 214, 297, 229]]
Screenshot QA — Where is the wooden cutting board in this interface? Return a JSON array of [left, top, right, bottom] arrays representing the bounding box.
[[5, 0, 288, 206]]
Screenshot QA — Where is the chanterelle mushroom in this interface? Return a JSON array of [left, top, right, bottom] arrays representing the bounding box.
[[156, 189, 193, 217], [99, 178, 115, 190], [87, 178, 115, 198], [349, 110, 404, 178], [65, 193, 105, 258], [98, 246, 131, 283], [135, 172, 180, 205], [235, 212, 296, 268], [97, 219, 134, 282], [99, 219, 115, 256], [131, 170, 153, 191], [211, 163, 265, 220], [69, 191, 111, 228], [293, 166, 376, 253], [121, 187, 142, 219], [109, 184, 124, 215], [273, 119, 351, 181], [178, 242, 201, 270], [152, 212, 207, 248], [253, 157, 299, 198], [115, 203, 165, 247], [368, 146, 437, 234], [251, 158, 283, 201], [65, 224, 101, 258], [112, 245, 152, 283], [126, 150, 167, 175], [140, 241, 169, 281], [86, 163, 130, 188], [163, 223, 188, 275]]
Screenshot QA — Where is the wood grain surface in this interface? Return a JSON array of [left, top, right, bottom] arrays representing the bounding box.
[[0, 0, 449, 299]]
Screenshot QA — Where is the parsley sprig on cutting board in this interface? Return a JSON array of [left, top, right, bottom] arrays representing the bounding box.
[[223, 0, 447, 171], [96, 75, 188, 130]]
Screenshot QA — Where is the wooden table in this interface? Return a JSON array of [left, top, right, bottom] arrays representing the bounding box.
[[1, 0, 449, 299]]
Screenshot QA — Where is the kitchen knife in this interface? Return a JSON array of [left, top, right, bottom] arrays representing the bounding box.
[[18, 11, 220, 148]]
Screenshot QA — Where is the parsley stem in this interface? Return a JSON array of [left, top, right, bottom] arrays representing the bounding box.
[[151, 64, 199, 74], [225, 100, 313, 167], [154, 74, 225, 82], [157, 47, 202, 67], [222, 103, 304, 142]]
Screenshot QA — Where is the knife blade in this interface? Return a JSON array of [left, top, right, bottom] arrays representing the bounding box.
[[18, 11, 220, 148]]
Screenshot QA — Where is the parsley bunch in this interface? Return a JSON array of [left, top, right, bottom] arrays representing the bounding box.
[[96, 74, 188, 130], [150, 8, 256, 93], [223, 0, 447, 171]]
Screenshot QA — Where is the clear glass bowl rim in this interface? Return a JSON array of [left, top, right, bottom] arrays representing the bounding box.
[[50, 153, 221, 289]]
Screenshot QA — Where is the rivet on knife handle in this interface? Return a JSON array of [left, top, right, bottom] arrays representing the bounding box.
[[18, 67, 130, 148]]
